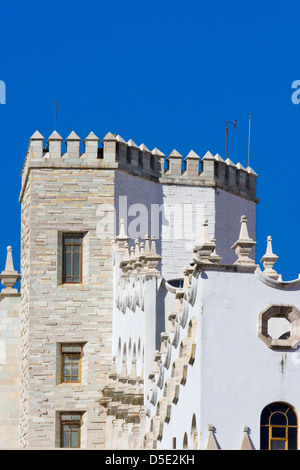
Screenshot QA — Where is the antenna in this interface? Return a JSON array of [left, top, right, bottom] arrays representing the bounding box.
[[248, 113, 251, 167], [220, 118, 237, 159], [55, 101, 57, 131]]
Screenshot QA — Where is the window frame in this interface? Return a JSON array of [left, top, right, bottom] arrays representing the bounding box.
[[260, 402, 298, 450], [62, 233, 83, 284], [61, 344, 83, 384], [60, 413, 82, 449]]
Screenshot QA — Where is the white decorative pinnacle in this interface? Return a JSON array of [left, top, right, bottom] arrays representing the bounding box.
[[144, 236, 161, 276], [115, 219, 129, 250], [144, 234, 151, 254], [231, 215, 256, 265], [209, 238, 222, 264], [240, 426, 253, 450], [260, 236, 279, 278], [206, 424, 219, 450], [194, 220, 216, 263], [0, 246, 20, 293]]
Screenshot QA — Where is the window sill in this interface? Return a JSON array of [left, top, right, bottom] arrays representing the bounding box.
[[57, 382, 86, 388], [58, 283, 89, 290]]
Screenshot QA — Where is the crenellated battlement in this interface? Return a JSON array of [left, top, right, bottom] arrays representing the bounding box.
[[20, 130, 258, 203]]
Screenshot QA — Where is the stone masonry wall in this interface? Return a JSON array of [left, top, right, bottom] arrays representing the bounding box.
[[0, 294, 21, 448], [20, 179, 31, 447], [20, 167, 115, 448]]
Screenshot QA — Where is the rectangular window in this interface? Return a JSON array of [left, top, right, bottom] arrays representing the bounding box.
[[60, 413, 82, 448], [61, 344, 82, 383], [63, 233, 83, 284]]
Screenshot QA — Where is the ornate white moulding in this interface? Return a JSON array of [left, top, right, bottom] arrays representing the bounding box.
[[255, 266, 300, 290]]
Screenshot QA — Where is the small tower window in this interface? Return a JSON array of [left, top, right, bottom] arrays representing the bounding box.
[[61, 344, 83, 383], [63, 233, 83, 284], [60, 413, 82, 448]]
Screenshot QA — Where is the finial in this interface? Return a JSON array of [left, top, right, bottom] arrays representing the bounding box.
[[260, 236, 279, 279], [133, 239, 144, 273], [128, 358, 137, 384], [109, 356, 118, 380], [206, 424, 219, 450], [142, 235, 161, 276], [0, 246, 20, 293], [119, 358, 128, 383], [115, 219, 129, 250], [231, 216, 256, 265], [240, 425, 253, 450], [117, 219, 128, 240], [239, 215, 250, 239], [203, 220, 209, 243], [119, 242, 131, 272], [134, 239, 140, 257], [144, 235, 150, 254], [209, 238, 222, 264], [150, 236, 158, 254], [193, 220, 215, 263]]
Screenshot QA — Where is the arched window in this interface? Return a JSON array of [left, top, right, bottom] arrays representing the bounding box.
[[260, 402, 298, 450]]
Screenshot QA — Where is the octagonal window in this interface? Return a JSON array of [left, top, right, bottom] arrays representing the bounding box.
[[258, 304, 300, 350]]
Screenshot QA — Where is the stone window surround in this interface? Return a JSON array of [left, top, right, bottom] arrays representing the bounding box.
[[258, 304, 300, 350], [56, 341, 87, 386], [57, 231, 89, 286], [55, 410, 87, 448]]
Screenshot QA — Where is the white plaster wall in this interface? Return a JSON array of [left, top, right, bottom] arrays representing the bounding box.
[[215, 188, 256, 264], [153, 268, 300, 450], [115, 172, 257, 282], [150, 282, 202, 450], [160, 185, 213, 281], [113, 305, 145, 377], [115, 171, 215, 281], [200, 269, 300, 450]]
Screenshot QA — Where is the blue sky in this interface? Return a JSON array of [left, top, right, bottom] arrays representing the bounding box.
[[0, 0, 300, 281]]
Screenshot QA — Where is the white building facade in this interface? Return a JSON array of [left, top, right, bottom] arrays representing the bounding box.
[[1, 129, 299, 450]]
